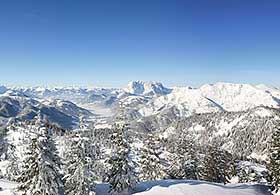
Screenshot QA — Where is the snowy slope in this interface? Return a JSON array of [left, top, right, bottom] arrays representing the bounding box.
[[133, 180, 271, 195], [138, 82, 280, 118], [199, 82, 279, 111], [255, 84, 280, 100], [0, 180, 18, 195], [138, 87, 223, 117], [0, 180, 271, 195]]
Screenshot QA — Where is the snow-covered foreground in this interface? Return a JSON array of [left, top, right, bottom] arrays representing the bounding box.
[[0, 179, 272, 195], [0, 180, 18, 195], [131, 180, 272, 195]]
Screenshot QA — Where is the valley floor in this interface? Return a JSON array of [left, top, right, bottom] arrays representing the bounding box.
[[0, 179, 272, 195]]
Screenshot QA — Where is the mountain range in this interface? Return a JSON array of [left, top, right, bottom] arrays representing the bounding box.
[[0, 81, 280, 155], [0, 81, 279, 179], [0, 81, 279, 141]]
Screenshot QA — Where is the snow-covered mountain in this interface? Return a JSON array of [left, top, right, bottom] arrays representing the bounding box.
[[8, 82, 172, 119], [199, 82, 280, 111], [124, 81, 172, 96], [1, 81, 279, 195], [1, 81, 277, 160], [137, 82, 280, 119], [0, 91, 93, 129], [255, 84, 280, 100], [138, 87, 223, 117], [13, 86, 117, 104], [7, 82, 280, 116], [0, 86, 7, 94], [1, 81, 280, 130]]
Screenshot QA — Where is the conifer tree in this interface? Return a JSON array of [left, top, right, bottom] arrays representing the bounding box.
[[201, 143, 233, 184], [105, 112, 138, 194], [18, 124, 64, 195], [139, 133, 167, 181], [0, 127, 8, 160], [5, 144, 20, 181], [237, 167, 263, 183], [269, 126, 280, 192], [63, 131, 96, 195], [167, 133, 201, 180], [79, 118, 105, 181]]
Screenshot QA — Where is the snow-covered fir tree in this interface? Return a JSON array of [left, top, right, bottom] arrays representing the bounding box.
[[269, 126, 280, 192], [237, 167, 264, 183], [0, 127, 8, 178], [0, 125, 21, 180], [139, 133, 167, 181], [105, 111, 138, 194], [79, 119, 105, 181], [0, 126, 8, 160], [5, 143, 20, 181], [201, 143, 233, 184], [17, 121, 64, 195], [167, 133, 201, 180], [63, 130, 96, 195]]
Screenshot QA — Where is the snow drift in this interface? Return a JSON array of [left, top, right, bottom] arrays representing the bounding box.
[[0, 179, 272, 195]]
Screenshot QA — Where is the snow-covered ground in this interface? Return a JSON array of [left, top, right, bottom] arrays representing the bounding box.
[[133, 180, 272, 195], [0, 180, 272, 195], [0, 180, 18, 195]]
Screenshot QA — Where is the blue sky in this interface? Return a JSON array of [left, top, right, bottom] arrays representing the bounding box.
[[0, 0, 280, 87]]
